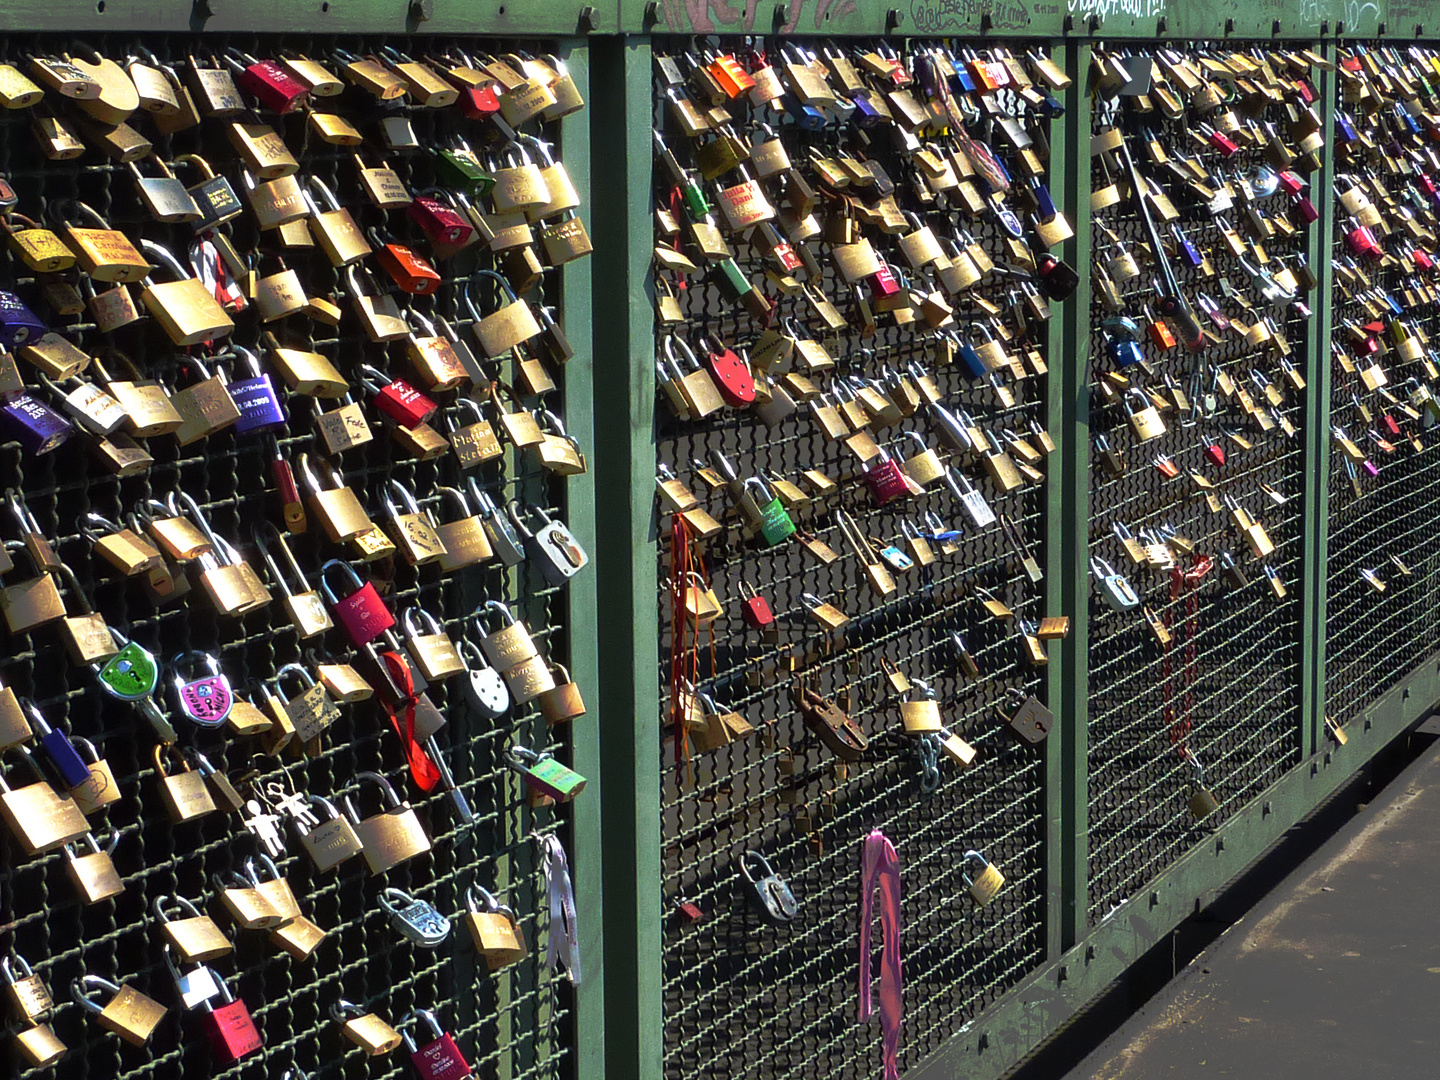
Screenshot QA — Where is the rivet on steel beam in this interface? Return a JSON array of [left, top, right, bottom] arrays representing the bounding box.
[[1215, 837, 1225, 853], [1378, 21, 1387, 35], [1273, 19, 1282, 35], [1063, 14, 1074, 31], [578, 5, 597, 30], [1088, 14, 1101, 31], [1262, 801, 1272, 816], [981, 13, 994, 31], [885, 8, 902, 30], [1156, 15, 1167, 33], [644, 0, 659, 19], [409, 0, 432, 21], [1224, 17, 1235, 33]]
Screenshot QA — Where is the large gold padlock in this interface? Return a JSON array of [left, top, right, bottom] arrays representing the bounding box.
[[154, 892, 233, 963], [468, 270, 542, 358], [14, 1021, 66, 1067], [899, 682, 942, 734], [432, 487, 494, 572], [0, 748, 90, 854], [299, 453, 374, 542], [308, 176, 371, 266], [64, 832, 125, 904], [477, 600, 539, 672], [137, 240, 233, 346], [344, 772, 432, 875], [963, 852, 1005, 906], [332, 1000, 403, 1055], [57, 201, 153, 282], [383, 479, 448, 568], [465, 885, 527, 969], [152, 745, 217, 824], [73, 976, 166, 1047], [1, 571, 66, 634]]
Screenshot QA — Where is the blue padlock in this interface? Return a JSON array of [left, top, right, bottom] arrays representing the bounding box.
[[22, 700, 93, 788], [0, 290, 46, 347], [1108, 338, 1145, 369], [848, 90, 884, 128], [0, 392, 73, 455], [225, 345, 286, 436], [780, 92, 827, 132]]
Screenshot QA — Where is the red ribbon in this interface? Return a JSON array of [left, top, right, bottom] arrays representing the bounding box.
[[378, 650, 441, 791]]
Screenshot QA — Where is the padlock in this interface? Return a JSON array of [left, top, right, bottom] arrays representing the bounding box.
[[378, 887, 451, 948], [89, 627, 175, 742], [253, 521, 332, 638], [408, 187, 475, 246], [169, 651, 234, 729], [227, 117, 298, 178], [70, 975, 166, 1047], [212, 868, 285, 931], [261, 332, 345, 400], [332, 999, 403, 1056], [0, 678, 30, 751], [20, 701, 92, 789], [1006, 692, 1054, 745], [0, 290, 47, 348], [0, 745, 89, 855], [531, 408, 588, 475], [469, 484, 526, 568], [128, 154, 201, 223], [531, 664, 584, 727], [962, 850, 1005, 906], [166, 358, 241, 445], [171, 153, 243, 231], [508, 744, 586, 804], [64, 830, 124, 904], [1091, 556, 1141, 611], [0, 393, 73, 457], [152, 746, 217, 824], [51, 199, 151, 282], [795, 684, 867, 759], [462, 883, 528, 969], [382, 479, 448, 568], [173, 492, 269, 615], [475, 599, 540, 673], [428, 486, 493, 573], [466, 270, 542, 358], [342, 771, 432, 875], [899, 431, 945, 486], [738, 850, 799, 924], [1189, 761, 1219, 820], [1, 211, 75, 276], [137, 240, 233, 346], [359, 364, 437, 428], [271, 664, 340, 744], [241, 167, 309, 230], [401, 608, 466, 683], [863, 449, 913, 506], [306, 177, 370, 266], [154, 893, 232, 962], [198, 967, 263, 1063], [299, 454, 375, 543], [899, 679, 942, 734], [457, 639, 511, 721], [295, 794, 363, 872], [38, 369, 127, 436], [508, 501, 588, 585], [399, 1009, 473, 1080], [2, 953, 54, 1025], [1124, 388, 1167, 442]]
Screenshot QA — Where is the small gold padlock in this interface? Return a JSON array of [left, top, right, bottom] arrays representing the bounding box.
[[332, 1000, 403, 1055], [153, 892, 232, 963], [464, 884, 528, 969], [152, 745, 217, 824], [963, 851, 1005, 906], [72, 975, 166, 1047]]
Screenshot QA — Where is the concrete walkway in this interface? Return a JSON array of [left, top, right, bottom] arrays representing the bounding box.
[[1065, 738, 1440, 1080]]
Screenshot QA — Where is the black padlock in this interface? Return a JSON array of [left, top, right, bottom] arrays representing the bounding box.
[[737, 851, 797, 925], [1036, 253, 1079, 300]]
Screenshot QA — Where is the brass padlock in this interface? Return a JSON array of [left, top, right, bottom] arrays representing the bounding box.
[[297, 793, 363, 871], [402, 608, 465, 682], [432, 487, 494, 572], [343, 771, 432, 875], [476, 600, 540, 672], [263, 332, 346, 398], [13, 1020, 66, 1067], [228, 119, 298, 179], [154, 892, 232, 962], [246, 854, 327, 960], [535, 664, 586, 725], [308, 177, 371, 266], [899, 680, 942, 734], [383, 480, 448, 567], [152, 745, 217, 824], [2, 953, 54, 1024], [64, 831, 124, 903], [466, 269, 541, 358], [465, 885, 527, 968], [212, 870, 285, 931], [137, 240, 234, 346], [254, 521, 332, 638], [962, 851, 1005, 906], [71, 975, 166, 1047], [332, 999, 403, 1055], [1189, 761, 1219, 820], [298, 453, 374, 542]]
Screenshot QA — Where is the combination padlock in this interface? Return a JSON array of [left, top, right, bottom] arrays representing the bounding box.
[[737, 851, 798, 925], [378, 887, 451, 948]]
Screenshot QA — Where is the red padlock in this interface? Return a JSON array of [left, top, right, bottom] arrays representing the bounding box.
[[1276, 170, 1304, 195], [701, 333, 756, 407], [1291, 195, 1319, 224], [673, 898, 705, 926], [320, 560, 397, 647], [359, 364, 437, 429], [1202, 124, 1239, 157], [201, 973, 264, 1063], [737, 581, 775, 631], [868, 263, 904, 311], [1382, 413, 1402, 437], [863, 450, 912, 506], [1345, 218, 1382, 261], [1203, 440, 1226, 468], [460, 84, 502, 121], [1414, 248, 1435, 272], [402, 1010, 472, 1080], [407, 189, 474, 246], [372, 228, 442, 295], [226, 49, 310, 113]]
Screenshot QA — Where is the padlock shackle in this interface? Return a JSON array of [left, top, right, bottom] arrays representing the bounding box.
[[1, 952, 34, 983], [272, 662, 316, 702], [318, 558, 365, 605], [71, 974, 123, 1013], [401, 606, 445, 639], [152, 891, 206, 923], [341, 769, 404, 823], [137, 239, 190, 284], [252, 520, 306, 598]]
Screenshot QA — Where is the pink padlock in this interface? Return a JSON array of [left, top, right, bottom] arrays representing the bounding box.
[[863, 450, 912, 506], [320, 560, 397, 647]]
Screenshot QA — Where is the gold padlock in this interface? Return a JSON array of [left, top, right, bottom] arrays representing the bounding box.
[[535, 664, 586, 725], [467, 269, 542, 358], [0, 748, 89, 855], [152, 745, 217, 824], [14, 1021, 66, 1067], [963, 851, 1005, 906], [332, 1000, 403, 1055], [899, 680, 942, 734], [63, 832, 125, 904], [72, 975, 166, 1047], [263, 333, 346, 398], [154, 892, 232, 963], [254, 521, 333, 638], [402, 608, 465, 682], [432, 487, 494, 572], [308, 177, 371, 266], [2, 953, 54, 1024], [137, 240, 234, 346], [298, 453, 374, 542], [228, 119, 298, 178], [343, 772, 432, 875], [477, 600, 540, 672], [383, 480, 448, 567], [464, 885, 528, 969]]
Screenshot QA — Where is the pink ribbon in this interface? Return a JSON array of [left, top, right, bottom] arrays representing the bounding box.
[[858, 829, 902, 1080]]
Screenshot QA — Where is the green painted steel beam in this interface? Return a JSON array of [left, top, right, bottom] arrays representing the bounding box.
[[1058, 39, 1093, 956], [589, 32, 665, 1080], [0, 0, 615, 34], [909, 645, 1440, 1080], [556, 39, 608, 1080]]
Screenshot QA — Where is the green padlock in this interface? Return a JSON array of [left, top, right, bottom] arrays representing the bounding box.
[[94, 635, 159, 701], [433, 143, 494, 198], [747, 479, 796, 546], [506, 745, 586, 803]]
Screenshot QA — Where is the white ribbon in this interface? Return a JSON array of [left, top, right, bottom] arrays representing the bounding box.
[[538, 833, 581, 985]]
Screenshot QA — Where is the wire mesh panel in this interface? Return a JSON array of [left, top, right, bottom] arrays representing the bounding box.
[[0, 35, 585, 1080], [652, 38, 1064, 1080], [1084, 44, 1311, 923], [1324, 44, 1440, 728]]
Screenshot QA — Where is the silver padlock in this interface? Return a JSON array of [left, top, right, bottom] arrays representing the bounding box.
[[458, 639, 510, 720], [466, 480, 524, 567], [377, 887, 451, 948], [737, 850, 798, 925], [1090, 556, 1141, 611], [507, 500, 587, 585]]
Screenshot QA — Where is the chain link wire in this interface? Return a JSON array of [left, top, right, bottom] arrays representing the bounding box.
[[0, 34, 577, 1080]]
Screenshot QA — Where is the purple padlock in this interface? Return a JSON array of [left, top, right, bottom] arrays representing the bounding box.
[[0, 290, 47, 347], [1362, 459, 1380, 478], [225, 346, 285, 436], [0, 392, 73, 454]]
